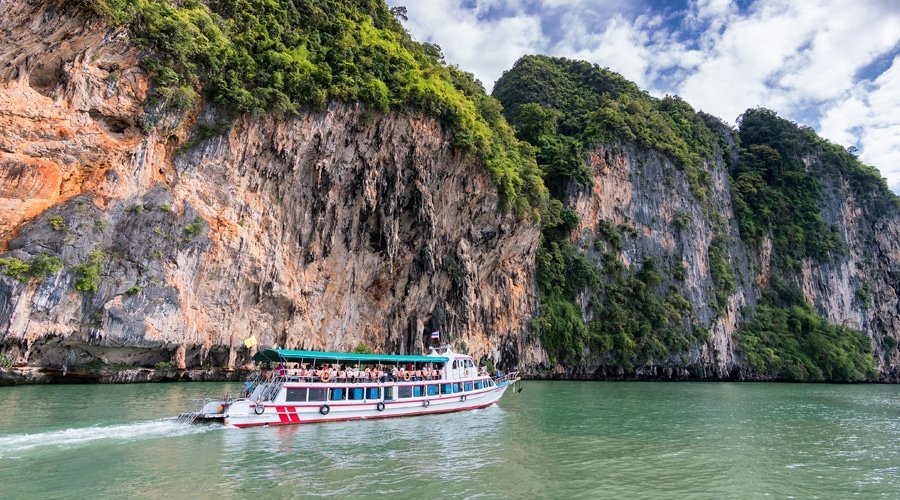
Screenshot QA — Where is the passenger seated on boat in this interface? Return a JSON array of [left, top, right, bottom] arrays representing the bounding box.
[[415, 370, 423, 381], [337, 369, 346, 381], [391, 367, 400, 381]]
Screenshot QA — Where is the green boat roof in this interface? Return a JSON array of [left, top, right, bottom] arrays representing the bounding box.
[[252, 348, 449, 364]]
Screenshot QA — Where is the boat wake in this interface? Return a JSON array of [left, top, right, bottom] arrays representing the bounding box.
[[0, 418, 220, 459]]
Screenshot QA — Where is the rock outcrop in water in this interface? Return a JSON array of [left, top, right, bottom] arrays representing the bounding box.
[[1, 4, 897, 383]]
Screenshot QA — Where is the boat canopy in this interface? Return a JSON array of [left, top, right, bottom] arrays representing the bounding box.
[[252, 349, 449, 365]]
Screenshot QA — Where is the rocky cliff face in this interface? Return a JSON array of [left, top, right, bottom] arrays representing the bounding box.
[[565, 141, 756, 379], [564, 140, 899, 381], [0, 1, 540, 380], [492, 55, 900, 382], [1, 4, 897, 384], [791, 157, 900, 377]]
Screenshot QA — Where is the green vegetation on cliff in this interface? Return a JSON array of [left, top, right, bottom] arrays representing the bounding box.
[[535, 231, 701, 367], [732, 108, 897, 267], [493, 55, 721, 200], [730, 109, 889, 380], [0, 254, 63, 283], [84, 0, 546, 214], [737, 284, 875, 382]]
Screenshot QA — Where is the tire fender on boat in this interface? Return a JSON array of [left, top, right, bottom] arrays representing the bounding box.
[[460, 395, 467, 402], [319, 404, 330, 415], [376, 402, 386, 412], [254, 403, 265, 415], [422, 400, 430, 408]]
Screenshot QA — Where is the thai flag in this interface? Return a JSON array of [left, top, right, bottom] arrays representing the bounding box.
[[431, 331, 440, 339]]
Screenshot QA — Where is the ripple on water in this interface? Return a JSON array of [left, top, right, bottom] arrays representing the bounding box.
[[0, 419, 220, 459]]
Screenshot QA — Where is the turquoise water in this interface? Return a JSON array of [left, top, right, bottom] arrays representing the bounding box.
[[0, 382, 897, 498]]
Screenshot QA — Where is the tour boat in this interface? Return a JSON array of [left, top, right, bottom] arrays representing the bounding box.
[[179, 346, 520, 427]]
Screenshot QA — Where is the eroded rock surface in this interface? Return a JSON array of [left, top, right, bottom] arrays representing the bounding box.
[[0, 2, 539, 379]]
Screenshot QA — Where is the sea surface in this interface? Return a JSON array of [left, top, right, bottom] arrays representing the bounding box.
[[0, 381, 897, 498]]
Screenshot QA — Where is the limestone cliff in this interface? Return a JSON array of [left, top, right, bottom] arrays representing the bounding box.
[[561, 139, 899, 381], [1, 4, 898, 384], [494, 55, 899, 382], [564, 141, 756, 379], [0, 1, 540, 381]]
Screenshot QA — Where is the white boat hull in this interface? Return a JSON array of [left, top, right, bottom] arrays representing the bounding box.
[[222, 382, 511, 427]]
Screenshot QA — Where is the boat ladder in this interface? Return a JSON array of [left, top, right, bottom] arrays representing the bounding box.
[[176, 398, 213, 423], [176, 411, 201, 424]]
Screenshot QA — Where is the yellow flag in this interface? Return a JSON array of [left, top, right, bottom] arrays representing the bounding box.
[[243, 336, 258, 348]]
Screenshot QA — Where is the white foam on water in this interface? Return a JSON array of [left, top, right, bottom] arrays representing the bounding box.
[[0, 418, 219, 458]]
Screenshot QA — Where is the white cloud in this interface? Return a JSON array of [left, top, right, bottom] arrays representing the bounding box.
[[397, 1, 544, 90], [821, 56, 900, 191]]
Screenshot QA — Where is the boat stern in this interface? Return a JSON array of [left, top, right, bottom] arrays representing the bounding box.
[[177, 399, 230, 424]]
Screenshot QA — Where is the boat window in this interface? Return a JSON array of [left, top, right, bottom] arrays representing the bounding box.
[[329, 387, 346, 401], [452, 360, 457, 369], [452, 383, 461, 393], [308, 387, 327, 401], [398, 386, 412, 398], [367, 387, 381, 399], [427, 384, 438, 396], [474, 381, 483, 390], [413, 385, 424, 397], [384, 386, 394, 400], [286, 388, 308, 402], [441, 383, 452, 395], [349, 387, 365, 400], [463, 382, 473, 392]]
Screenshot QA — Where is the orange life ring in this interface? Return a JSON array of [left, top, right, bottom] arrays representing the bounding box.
[[464, 369, 470, 377], [320, 371, 332, 383], [402, 371, 411, 382]]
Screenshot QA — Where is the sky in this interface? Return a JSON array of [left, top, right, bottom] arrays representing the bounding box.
[[386, 0, 900, 193]]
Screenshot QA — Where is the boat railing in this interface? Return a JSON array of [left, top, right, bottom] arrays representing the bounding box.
[[274, 373, 449, 384], [494, 370, 520, 385]]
